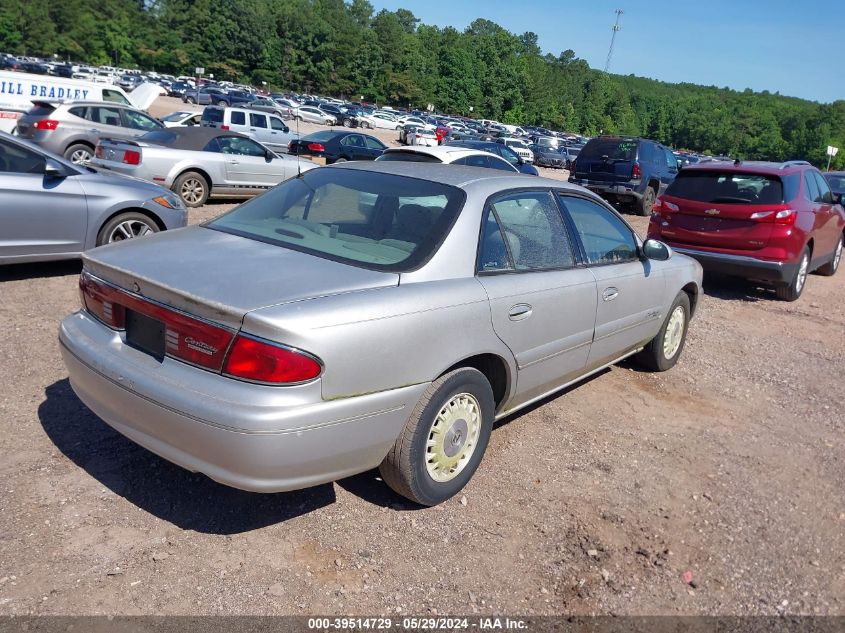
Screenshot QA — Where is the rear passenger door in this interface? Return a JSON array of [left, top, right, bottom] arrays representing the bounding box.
[[476, 190, 597, 407], [88, 106, 130, 140], [810, 170, 839, 257], [557, 193, 666, 369]]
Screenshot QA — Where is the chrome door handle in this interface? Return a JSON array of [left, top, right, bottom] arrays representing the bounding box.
[[602, 287, 619, 301], [226, 160, 239, 164], [508, 304, 533, 321]]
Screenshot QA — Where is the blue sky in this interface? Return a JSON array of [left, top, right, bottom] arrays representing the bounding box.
[[370, 0, 843, 104]]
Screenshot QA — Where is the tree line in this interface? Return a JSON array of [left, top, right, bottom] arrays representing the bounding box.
[[1, 0, 843, 167]]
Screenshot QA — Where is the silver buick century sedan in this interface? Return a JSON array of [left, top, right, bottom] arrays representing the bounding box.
[[59, 162, 703, 505]]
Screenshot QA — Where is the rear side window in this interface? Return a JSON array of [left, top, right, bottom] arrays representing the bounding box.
[[803, 172, 820, 203], [250, 113, 267, 128], [67, 106, 91, 120], [230, 111, 246, 125], [580, 138, 638, 161], [811, 171, 834, 204], [202, 108, 224, 124], [666, 171, 785, 204], [92, 107, 123, 127]]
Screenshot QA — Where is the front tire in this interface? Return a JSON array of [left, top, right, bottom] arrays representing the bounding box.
[[635, 291, 690, 371], [816, 234, 843, 276], [96, 212, 158, 246], [217, 100, 227, 107], [380, 368, 495, 506], [776, 246, 810, 301], [173, 171, 209, 208]]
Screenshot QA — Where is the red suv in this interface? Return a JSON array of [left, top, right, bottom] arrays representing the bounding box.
[[648, 160, 845, 301]]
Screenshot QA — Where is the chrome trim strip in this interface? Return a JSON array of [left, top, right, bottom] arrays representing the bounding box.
[[673, 248, 785, 269]]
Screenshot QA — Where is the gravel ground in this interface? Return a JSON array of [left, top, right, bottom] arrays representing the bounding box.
[[0, 98, 843, 617]]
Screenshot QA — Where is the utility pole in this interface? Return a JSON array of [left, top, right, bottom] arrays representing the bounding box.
[[604, 9, 624, 73]]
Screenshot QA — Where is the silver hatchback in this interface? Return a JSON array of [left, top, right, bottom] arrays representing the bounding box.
[[59, 162, 702, 505], [16, 100, 164, 164]]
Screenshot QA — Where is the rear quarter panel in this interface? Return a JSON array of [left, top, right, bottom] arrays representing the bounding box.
[[240, 278, 517, 403]]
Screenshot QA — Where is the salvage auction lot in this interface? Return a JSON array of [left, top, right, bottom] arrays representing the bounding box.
[[1, 109, 844, 616]]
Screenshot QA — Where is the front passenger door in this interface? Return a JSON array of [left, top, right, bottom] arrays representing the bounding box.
[[557, 194, 666, 369], [217, 136, 284, 189]]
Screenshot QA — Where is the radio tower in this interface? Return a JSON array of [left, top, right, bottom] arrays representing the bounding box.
[[604, 9, 624, 73]]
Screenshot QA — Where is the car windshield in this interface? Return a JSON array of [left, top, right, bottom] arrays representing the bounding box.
[[161, 111, 191, 122], [665, 171, 787, 204], [208, 168, 465, 272], [824, 174, 845, 191], [580, 138, 638, 161]]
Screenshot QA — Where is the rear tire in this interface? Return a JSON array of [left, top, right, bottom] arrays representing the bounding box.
[[173, 171, 209, 208], [816, 234, 843, 276], [96, 212, 159, 246], [64, 143, 93, 164], [185, 96, 195, 104], [637, 186, 656, 216], [379, 368, 495, 506], [635, 291, 690, 372], [776, 247, 810, 301], [342, 118, 352, 128]]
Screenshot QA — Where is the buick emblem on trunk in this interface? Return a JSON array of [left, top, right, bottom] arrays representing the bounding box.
[[704, 208, 720, 215]]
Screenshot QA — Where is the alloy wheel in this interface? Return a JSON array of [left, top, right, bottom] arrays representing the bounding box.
[[107, 219, 154, 243], [180, 177, 205, 205]]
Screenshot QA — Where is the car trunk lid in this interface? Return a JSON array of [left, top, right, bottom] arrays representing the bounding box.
[[91, 137, 145, 172], [82, 225, 400, 330], [574, 137, 639, 183]]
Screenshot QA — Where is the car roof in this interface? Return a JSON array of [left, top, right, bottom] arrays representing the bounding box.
[[328, 160, 577, 192], [141, 127, 250, 150], [680, 160, 813, 176]]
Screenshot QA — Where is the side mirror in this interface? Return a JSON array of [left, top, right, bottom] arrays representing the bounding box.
[[265, 150, 275, 161], [44, 159, 66, 178], [642, 238, 671, 261], [835, 192, 844, 205]]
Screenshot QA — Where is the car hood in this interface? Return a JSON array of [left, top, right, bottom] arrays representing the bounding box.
[[77, 166, 171, 195], [82, 225, 400, 329]]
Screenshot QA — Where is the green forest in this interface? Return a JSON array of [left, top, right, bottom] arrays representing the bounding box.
[[2, 0, 843, 167]]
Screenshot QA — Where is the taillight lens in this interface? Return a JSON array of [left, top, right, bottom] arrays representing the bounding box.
[[122, 149, 140, 165], [631, 162, 642, 179], [220, 124, 229, 130], [654, 198, 679, 212], [34, 119, 59, 130], [223, 335, 322, 384], [307, 143, 325, 153], [79, 274, 125, 329], [750, 209, 797, 225]]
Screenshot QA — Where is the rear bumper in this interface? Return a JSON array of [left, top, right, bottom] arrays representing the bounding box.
[[672, 247, 796, 284], [569, 178, 643, 200], [59, 311, 428, 493]]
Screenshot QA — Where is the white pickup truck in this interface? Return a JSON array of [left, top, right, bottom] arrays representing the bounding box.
[[0, 71, 163, 133]]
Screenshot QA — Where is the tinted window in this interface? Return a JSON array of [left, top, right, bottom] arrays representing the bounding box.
[[217, 136, 266, 157], [478, 212, 513, 272], [376, 151, 441, 163], [665, 149, 678, 169], [203, 108, 225, 124], [487, 155, 518, 172], [230, 111, 246, 125], [824, 174, 845, 192], [122, 109, 162, 131], [67, 106, 91, 121], [580, 138, 638, 161], [365, 136, 385, 150], [92, 107, 123, 127], [29, 104, 57, 117], [497, 146, 520, 165], [341, 134, 364, 147], [487, 191, 574, 271], [270, 117, 286, 131], [250, 113, 267, 128], [666, 171, 785, 204], [0, 139, 46, 174], [803, 172, 820, 203], [303, 130, 337, 142], [454, 155, 489, 168], [208, 169, 464, 272], [558, 195, 637, 265], [811, 171, 834, 203]]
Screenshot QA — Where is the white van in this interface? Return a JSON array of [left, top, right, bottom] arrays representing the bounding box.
[[0, 70, 164, 133]]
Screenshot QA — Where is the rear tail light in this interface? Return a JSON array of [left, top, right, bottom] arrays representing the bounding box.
[[654, 198, 679, 212], [33, 119, 59, 130], [631, 162, 642, 179], [220, 124, 229, 130], [307, 143, 325, 153], [223, 336, 322, 384], [79, 271, 321, 383], [750, 209, 797, 225], [122, 149, 140, 165]]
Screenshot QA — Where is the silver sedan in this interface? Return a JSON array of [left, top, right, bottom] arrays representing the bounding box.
[[0, 132, 186, 265], [59, 162, 702, 505]]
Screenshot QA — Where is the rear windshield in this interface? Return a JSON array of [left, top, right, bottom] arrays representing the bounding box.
[[303, 130, 337, 142], [201, 108, 224, 123], [825, 174, 845, 191], [580, 138, 638, 161], [377, 151, 441, 163], [666, 171, 788, 204], [27, 104, 56, 117], [207, 168, 465, 272]]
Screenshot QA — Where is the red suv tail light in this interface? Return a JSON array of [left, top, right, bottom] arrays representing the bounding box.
[[307, 143, 325, 153], [631, 162, 642, 179], [122, 149, 141, 165], [79, 272, 322, 383], [223, 336, 322, 384], [34, 119, 59, 130], [750, 209, 797, 225]]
